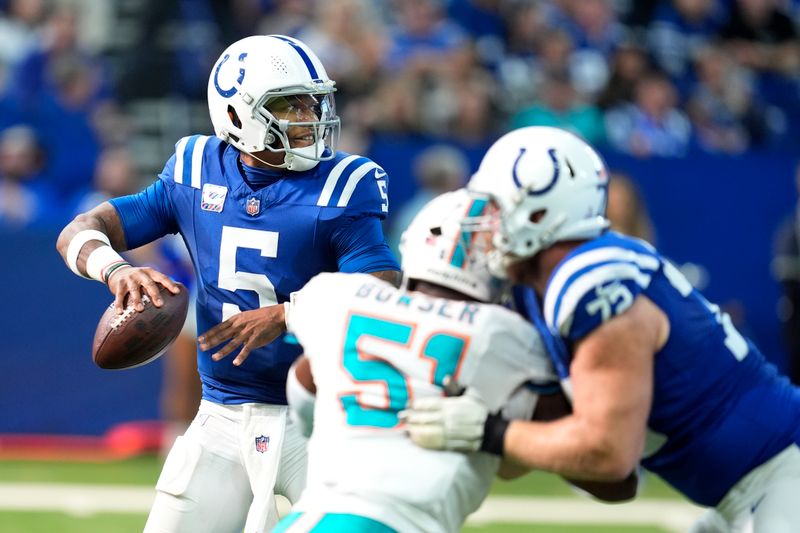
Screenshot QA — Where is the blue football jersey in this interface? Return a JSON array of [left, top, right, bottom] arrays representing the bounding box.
[[110, 135, 398, 405], [541, 231, 800, 506]]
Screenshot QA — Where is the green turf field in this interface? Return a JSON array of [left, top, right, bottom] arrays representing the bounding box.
[[0, 456, 695, 532]]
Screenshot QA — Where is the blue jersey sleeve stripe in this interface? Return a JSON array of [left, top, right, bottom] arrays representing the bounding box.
[[337, 161, 381, 207], [180, 136, 199, 187], [269, 35, 319, 79], [317, 155, 360, 206], [549, 262, 653, 333], [173, 137, 190, 184], [190, 136, 210, 189], [545, 246, 659, 327]]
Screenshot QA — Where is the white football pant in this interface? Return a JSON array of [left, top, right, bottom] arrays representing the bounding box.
[[689, 444, 800, 533], [143, 400, 307, 533]]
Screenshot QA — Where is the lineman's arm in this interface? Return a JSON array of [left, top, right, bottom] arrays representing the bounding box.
[[497, 390, 639, 502], [501, 295, 665, 480], [56, 201, 179, 313], [406, 295, 666, 482]]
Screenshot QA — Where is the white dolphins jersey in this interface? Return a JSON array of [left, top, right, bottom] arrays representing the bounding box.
[[287, 272, 556, 533]]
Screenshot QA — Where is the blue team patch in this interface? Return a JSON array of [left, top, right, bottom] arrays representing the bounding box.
[[255, 435, 270, 453]]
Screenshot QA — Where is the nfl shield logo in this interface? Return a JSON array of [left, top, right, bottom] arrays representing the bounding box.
[[255, 435, 269, 453], [246, 197, 260, 216]]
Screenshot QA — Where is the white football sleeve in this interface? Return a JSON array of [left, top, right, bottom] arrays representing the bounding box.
[[286, 362, 315, 438]]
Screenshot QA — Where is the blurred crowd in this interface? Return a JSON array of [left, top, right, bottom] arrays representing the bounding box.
[[0, 0, 799, 231]]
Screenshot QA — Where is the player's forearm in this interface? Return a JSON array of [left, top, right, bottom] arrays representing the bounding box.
[[504, 416, 641, 481], [369, 269, 402, 287], [56, 202, 128, 278]]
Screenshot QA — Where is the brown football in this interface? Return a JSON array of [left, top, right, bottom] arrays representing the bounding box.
[[92, 283, 189, 370]]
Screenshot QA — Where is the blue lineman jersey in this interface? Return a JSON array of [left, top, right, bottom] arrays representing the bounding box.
[[541, 231, 800, 506], [109, 135, 398, 405]]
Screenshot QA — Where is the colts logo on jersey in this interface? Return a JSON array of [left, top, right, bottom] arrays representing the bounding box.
[[255, 435, 270, 453]]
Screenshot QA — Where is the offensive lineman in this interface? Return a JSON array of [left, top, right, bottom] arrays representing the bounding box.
[[274, 190, 636, 533], [56, 35, 399, 533], [404, 126, 800, 532]]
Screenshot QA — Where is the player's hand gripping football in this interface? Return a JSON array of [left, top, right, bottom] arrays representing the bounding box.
[[106, 266, 181, 314], [401, 377, 490, 452], [198, 303, 286, 366]]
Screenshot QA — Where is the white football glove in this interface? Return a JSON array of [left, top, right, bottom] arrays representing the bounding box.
[[400, 394, 490, 452]]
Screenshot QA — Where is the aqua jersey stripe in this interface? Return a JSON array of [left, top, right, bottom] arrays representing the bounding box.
[[450, 198, 488, 268], [274, 512, 398, 533], [270, 35, 319, 79]]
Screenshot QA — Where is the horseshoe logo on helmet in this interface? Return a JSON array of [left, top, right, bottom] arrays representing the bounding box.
[[213, 52, 248, 98], [512, 147, 560, 196]]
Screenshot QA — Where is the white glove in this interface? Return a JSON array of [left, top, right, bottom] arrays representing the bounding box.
[[400, 394, 489, 452]]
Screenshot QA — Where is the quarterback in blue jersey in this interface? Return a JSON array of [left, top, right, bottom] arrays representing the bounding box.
[[56, 35, 399, 533], [404, 126, 800, 532]]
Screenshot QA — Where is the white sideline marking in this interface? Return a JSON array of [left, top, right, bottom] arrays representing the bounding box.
[[0, 482, 154, 516], [468, 496, 705, 533], [0, 482, 705, 531]]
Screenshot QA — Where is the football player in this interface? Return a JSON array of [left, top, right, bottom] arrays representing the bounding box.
[[56, 35, 400, 533], [274, 190, 636, 533], [404, 126, 800, 532]]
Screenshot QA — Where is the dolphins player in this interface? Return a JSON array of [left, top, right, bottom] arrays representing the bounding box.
[[275, 189, 636, 533]]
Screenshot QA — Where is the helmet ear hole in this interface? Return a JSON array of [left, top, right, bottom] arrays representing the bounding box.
[[530, 209, 547, 223], [227, 105, 242, 129]]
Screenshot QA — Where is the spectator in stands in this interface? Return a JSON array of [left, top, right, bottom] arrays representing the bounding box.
[[606, 172, 655, 242], [547, 0, 625, 96], [7, 5, 114, 110], [0, 0, 46, 68], [28, 54, 106, 204], [687, 44, 775, 153], [605, 72, 692, 157], [70, 147, 138, 215], [384, 0, 468, 75], [387, 144, 468, 254], [510, 72, 605, 144], [495, 2, 547, 108], [646, 0, 725, 86], [596, 42, 652, 109], [773, 163, 800, 385], [259, 0, 314, 37], [296, 0, 387, 110], [720, 0, 800, 76], [0, 125, 54, 228]]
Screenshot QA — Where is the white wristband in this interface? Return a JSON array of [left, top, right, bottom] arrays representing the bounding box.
[[66, 229, 111, 279], [85, 245, 128, 283], [284, 291, 299, 332]]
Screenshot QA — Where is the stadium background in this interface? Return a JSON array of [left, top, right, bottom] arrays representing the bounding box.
[[0, 0, 798, 531]]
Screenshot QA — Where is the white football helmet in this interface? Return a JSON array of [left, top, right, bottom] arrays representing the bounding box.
[[400, 189, 503, 303], [207, 35, 340, 172], [467, 127, 610, 277]]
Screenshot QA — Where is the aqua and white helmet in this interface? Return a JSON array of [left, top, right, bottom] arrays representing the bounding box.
[[468, 127, 610, 277], [400, 189, 502, 303], [207, 35, 340, 172]]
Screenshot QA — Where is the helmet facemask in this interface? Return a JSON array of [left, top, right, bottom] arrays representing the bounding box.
[[254, 87, 340, 171], [400, 190, 506, 303]]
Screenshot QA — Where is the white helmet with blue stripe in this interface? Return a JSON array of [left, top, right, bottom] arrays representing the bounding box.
[[207, 35, 340, 171], [467, 126, 610, 277], [400, 189, 503, 303]]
